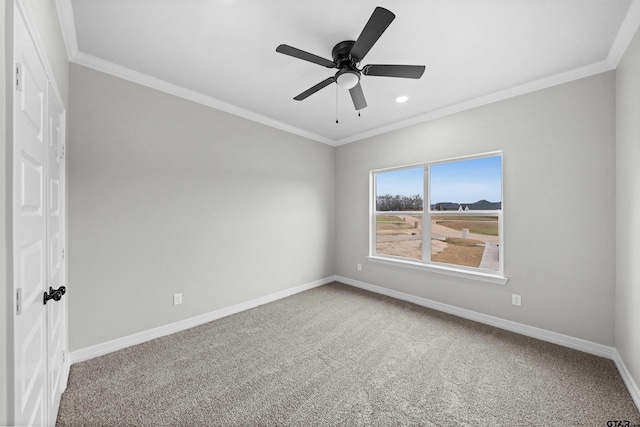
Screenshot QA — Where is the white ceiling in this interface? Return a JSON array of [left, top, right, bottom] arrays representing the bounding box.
[[57, 0, 640, 145]]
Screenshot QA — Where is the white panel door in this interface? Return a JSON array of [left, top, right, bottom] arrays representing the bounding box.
[[13, 7, 68, 426], [46, 83, 67, 423], [13, 7, 48, 426]]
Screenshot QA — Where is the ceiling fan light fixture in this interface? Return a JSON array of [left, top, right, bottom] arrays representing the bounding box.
[[336, 70, 360, 90]]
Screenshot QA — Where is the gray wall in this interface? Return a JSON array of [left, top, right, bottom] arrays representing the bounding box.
[[68, 64, 336, 351], [616, 27, 640, 398], [336, 71, 616, 346]]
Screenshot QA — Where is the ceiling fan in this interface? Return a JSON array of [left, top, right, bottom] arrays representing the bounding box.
[[276, 6, 426, 111]]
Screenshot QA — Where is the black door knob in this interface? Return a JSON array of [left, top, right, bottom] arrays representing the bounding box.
[[43, 286, 67, 305]]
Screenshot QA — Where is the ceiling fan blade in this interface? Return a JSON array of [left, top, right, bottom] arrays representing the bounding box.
[[349, 82, 367, 110], [276, 44, 335, 68], [293, 77, 335, 101], [363, 64, 426, 79], [349, 7, 395, 62]]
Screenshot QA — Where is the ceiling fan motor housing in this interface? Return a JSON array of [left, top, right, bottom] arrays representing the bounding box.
[[332, 40, 358, 68]]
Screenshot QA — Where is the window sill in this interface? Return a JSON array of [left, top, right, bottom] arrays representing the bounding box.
[[367, 256, 508, 285]]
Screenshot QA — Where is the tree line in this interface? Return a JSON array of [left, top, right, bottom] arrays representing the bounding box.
[[376, 194, 423, 211]]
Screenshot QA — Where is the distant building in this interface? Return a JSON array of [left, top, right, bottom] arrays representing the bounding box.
[[433, 202, 460, 211], [433, 200, 501, 211], [466, 200, 502, 210]]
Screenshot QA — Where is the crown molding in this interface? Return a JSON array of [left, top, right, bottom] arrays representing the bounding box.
[[607, 0, 640, 67], [56, 0, 640, 146], [55, 0, 79, 60], [71, 52, 334, 145], [337, 0, 640, 145], [334, 59, 616, 146]]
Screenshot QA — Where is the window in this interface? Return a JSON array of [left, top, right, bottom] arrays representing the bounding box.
[[370, 152, 505, 284], [374, 166, 424, 260]]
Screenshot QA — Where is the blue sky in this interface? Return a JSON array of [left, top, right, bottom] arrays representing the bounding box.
[[376, 156, 502, 204], [376, 167, 424, 198]]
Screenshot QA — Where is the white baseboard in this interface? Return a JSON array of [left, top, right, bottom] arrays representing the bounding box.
[[336, 275, 616, 360], [70, 276, 335, 364], [340, 275, 640, 412], [70, 274, 639, 412], [613, 349, 640, 412]]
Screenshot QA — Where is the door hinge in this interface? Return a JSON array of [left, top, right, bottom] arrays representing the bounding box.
[[16, 288, 23, 315], [15, 63, 23, 92], [61, 248, 65, 261], [61, 144, 65, 159]]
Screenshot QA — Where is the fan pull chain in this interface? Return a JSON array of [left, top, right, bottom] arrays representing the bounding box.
[[335, 84, 339, 124]]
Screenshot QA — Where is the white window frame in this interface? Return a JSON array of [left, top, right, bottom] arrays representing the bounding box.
[[368, 151, 507, 285]]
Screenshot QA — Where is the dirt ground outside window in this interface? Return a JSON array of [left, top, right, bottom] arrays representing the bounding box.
[[376, 215, 498, 269]]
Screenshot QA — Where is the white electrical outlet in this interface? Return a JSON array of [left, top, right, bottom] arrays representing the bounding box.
[[357, 263, 362, 271], [512, 294, 521, 306], [173, 293, 182, 306]]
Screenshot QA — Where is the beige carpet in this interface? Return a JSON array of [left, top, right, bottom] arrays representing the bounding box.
[[57, 282, 640, 426]]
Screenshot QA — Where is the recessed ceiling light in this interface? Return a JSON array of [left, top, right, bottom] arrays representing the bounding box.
[[396, 96, 409, 103]]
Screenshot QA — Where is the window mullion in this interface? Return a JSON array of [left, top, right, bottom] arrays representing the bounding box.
[[370, 172, 377, 256], [422, 165, 430, 263]]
